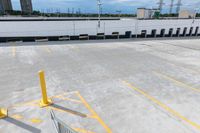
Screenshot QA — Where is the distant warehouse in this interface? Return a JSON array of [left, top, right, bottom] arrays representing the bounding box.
[[178, 10, 196, 19], [137, 8, 160, 19]]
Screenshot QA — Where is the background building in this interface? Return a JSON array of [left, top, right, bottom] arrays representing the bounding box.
[[178, 10, 196, 19], [0, 0, 13, 14], [137, 8, 160, 19], [20, 0, 33, 14]]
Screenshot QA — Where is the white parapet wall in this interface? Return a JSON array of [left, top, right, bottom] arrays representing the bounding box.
[[0, 18, 199, 37]]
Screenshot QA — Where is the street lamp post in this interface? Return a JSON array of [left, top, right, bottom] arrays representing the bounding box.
[[97, 0, 102, 28], [192, 8, 199, 24]]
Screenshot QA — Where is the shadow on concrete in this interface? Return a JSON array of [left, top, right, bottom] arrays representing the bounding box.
[[51, 104, 87, 118], [4, 117, 41, 133], [1, 36, 200, 48]]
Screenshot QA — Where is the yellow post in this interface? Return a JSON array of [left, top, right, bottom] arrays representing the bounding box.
[[39, 71, 52, 107], [0, 108, 7, 119]]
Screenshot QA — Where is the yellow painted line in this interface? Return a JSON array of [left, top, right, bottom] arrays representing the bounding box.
[[168, 62, 200, 74], [73, 127, 95, 133], [9, 91, 78, 108], [76, 92, 112, 133], [30, 118, 43, 124], [45, 47, 52, 53], [87, 114, 97, 119], [57, 95, 82, 104], [122, 81, 200, 130], [11, 114, 23, 120], [12, 47, 16, 57], [154, 71, 200, 93]]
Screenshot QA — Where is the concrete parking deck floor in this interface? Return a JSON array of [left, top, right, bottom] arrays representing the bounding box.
[[0, 39, 200, 133]]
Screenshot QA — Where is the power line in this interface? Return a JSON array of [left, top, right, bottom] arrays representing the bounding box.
[[157, 0, 164, 13], [176, 0, 182, 14], [169, 0, 174, 14]]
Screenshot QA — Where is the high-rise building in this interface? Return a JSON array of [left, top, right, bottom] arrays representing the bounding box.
[[0, 0, 13, 13], [20, 0, 33, 14]]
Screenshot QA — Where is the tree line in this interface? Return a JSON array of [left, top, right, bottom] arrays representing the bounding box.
[[1, 10, 200, 18]]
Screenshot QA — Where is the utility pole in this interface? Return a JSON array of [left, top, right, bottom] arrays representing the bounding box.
[[169, 0, 174, 14], [157, 0, 164, 13], [97, 0, 102, 28], [116, 10, 122, 18], [193, 8, 199, 23], [78, 8, 81, 14], [68, 8, 70, 14], [176, 0, 182, 14], [72, 8, 74, 14]]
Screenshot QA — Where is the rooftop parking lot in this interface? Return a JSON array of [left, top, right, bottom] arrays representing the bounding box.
[[0, 39, 200, 133]]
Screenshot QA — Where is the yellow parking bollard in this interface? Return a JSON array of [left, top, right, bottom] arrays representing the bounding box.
[[39, 71, 53, 107], [0, 108, 7, 119]]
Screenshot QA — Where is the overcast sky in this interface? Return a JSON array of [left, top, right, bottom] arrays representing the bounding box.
[[12, 0, 200, 14]]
